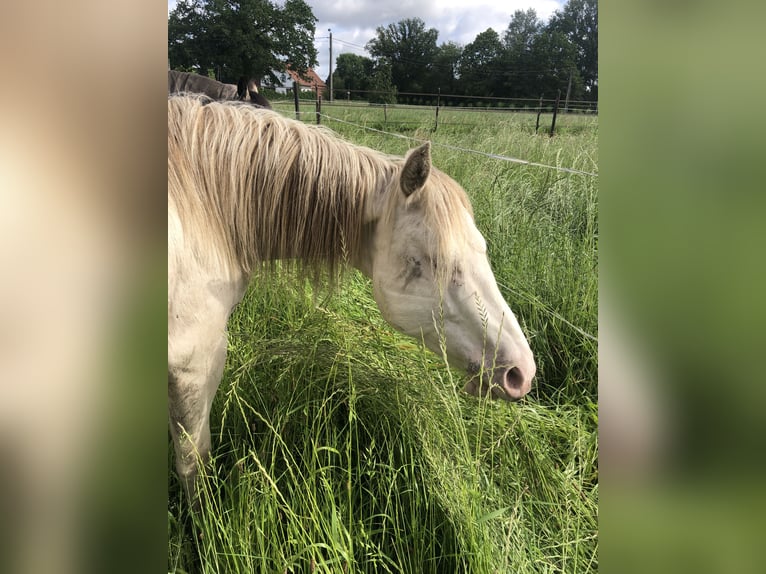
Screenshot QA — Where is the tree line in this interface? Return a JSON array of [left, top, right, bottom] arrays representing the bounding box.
[[168, 0, 597, 107]]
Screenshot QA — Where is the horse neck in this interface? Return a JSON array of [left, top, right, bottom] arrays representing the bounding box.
[[233, 131, 397, 278]]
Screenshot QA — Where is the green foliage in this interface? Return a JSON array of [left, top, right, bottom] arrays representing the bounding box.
[[459, 29, 504, 97], [503, 9, 544, 53], [428, 41, 463, 95], [367, 62, 397, 105], [526, 30, 581, 98], [168, 106, 598, 573], [548, 0, 598, 98], [168, 0, 318, 84], [366, 17, 439, 94], [331, 53, 374, 100]]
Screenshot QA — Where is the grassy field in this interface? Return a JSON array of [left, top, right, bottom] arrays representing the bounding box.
[[168, 102, 598, 573]]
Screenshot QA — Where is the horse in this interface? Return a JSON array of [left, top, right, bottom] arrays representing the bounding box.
[[167, 95, 536, 501], [168, 70, 272, 109]]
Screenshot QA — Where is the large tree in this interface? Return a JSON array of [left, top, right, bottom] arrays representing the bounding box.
[[366, 18, 439, 95], [497, 10, 544, 99], [168, 0, 317, 85], [547, 0, 598, 99]]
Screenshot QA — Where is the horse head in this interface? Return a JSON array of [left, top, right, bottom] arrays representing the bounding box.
[[363, 143, 536, 400]]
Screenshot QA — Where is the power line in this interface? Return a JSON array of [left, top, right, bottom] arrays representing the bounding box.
[[333, 38, 370, 51]]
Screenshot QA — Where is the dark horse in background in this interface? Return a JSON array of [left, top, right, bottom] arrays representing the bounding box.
[[168, 70, 271, 109]]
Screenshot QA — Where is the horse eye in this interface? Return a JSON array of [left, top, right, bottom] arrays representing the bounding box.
[[452, 266, 465, 286]]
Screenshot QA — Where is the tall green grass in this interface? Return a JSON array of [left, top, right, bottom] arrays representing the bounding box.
[[168, 105, 598, 573]]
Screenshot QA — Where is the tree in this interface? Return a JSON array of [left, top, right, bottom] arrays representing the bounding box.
[[503, 8, 543, 54], [168, 0, 318, 85], [497, 10, 544, 99], [458, 29, 503, 97], [429, 42, 463, 97], [368, 62, 397, 104], [331, 53, 374, 100], [168, 0, 207, 72], [528, 30, 581, 100], [366, 18, 439, 95], [547, 0, 598, 99]]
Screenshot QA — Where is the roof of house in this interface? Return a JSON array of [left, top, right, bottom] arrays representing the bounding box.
[[283, 67, 326, 90]]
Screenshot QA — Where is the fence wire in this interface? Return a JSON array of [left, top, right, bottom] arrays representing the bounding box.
[[316, 112, 598, 177]]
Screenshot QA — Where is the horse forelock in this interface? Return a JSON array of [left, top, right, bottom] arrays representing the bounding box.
[[382, 160, 475, 286], [424, 170, 475, 284]]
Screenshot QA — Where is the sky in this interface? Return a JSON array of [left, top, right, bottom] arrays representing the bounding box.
[[168, 0, 565, 80]]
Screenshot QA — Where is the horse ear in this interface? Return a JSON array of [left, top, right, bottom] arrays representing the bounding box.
[[400, 142, 431, 197]]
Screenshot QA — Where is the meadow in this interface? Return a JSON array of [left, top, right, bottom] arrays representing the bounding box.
[[168, 102, 598, 573]]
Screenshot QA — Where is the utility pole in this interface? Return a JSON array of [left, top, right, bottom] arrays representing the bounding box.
[[328, 28, 333, 102]]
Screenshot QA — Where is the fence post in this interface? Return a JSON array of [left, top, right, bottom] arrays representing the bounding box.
[[434, 87, 440, 131], [293, 81, 300, 120], [549, 90, 561, 137], [535, 94, 543, 133], [564, 69, 573, 113], [383, 103, 387, 124], [316, 86, 321, 125]]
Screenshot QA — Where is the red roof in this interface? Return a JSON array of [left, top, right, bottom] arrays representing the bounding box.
[[284, 67, 326, 90]]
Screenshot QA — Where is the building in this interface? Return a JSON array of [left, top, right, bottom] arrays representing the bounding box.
[[263, 67, 326, 95]]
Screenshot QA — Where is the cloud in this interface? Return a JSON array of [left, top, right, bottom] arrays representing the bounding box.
[[313, 0, 562, 33]]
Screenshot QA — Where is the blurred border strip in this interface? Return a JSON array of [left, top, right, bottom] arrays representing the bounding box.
[[602, 1, 766, 572], [0, 2, 167, 573]]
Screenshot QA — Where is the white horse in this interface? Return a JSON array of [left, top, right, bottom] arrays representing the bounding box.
[[168, 95, 536, 500]]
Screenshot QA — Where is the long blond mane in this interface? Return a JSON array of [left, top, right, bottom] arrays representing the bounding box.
[[168, 95, 474, 281]]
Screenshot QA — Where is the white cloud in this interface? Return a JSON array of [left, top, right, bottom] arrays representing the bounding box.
[[312, 0, 562, 36]]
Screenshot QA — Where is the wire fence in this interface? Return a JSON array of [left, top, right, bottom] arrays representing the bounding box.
[[267, 98, 598, 177], [314, 112, 598, 177], [270, 99, 597, 139], [265, 87, 598, 142], [266, 87, 598, 114]]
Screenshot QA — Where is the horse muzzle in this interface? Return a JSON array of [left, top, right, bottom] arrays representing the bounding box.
[[463, 358, 535, 401]]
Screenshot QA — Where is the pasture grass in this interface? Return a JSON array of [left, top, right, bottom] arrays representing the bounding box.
[[168, 104, 598, 573]]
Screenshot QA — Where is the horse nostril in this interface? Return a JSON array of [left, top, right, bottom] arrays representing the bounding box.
[[505, 366, 524, 389]]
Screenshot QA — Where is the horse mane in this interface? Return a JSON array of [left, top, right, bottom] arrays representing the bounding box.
[[168, 95, 473, 283]]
